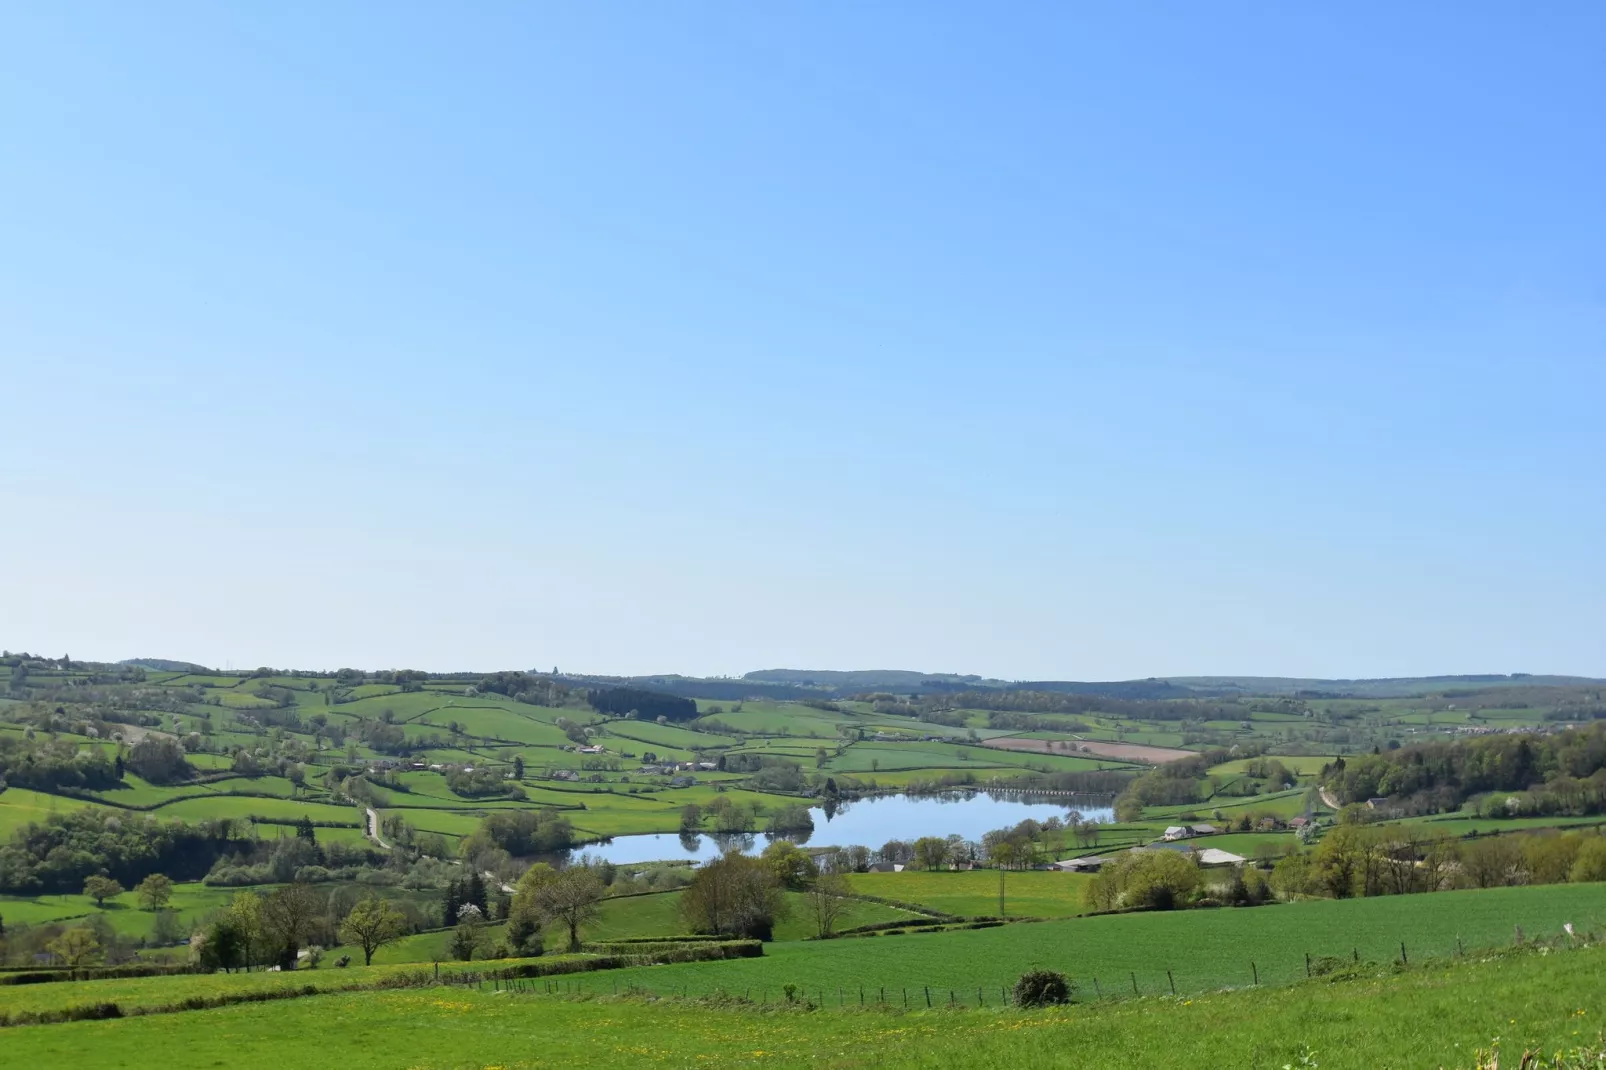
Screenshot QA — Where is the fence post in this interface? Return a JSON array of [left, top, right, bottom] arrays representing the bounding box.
[[1251, 962, 1258, 986], [904, 988, 908, 1008], [881, 987, 885, 1005], [978, 986, 983, 1006], [1457, 936, 1463, 957], [1167, 971, 1175, 996], [860, 986, 864, 1006], [1400, 942, 1408, 965], [1304, 952, 1311, 978], [925, 986, 932, 1008], [1353, 947, 1359, 964], [1130, 972, 1138, 996], [1093, 977, 1101, 999]]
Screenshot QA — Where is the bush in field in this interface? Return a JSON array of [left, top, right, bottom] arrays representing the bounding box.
[[1013, 969, 1074, 1007]]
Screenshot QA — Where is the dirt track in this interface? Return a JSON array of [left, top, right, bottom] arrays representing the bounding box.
[[982, 736, 1195, 765]]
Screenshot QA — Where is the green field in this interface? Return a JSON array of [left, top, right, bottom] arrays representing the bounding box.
[[578, 883, 1606, 999], [846, 870, 1092, 918], [2, 942, 1601, 1069]]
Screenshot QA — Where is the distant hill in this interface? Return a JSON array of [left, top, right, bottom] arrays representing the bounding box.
[[738, 669, 1606, 701], [742, 668, 1005, 691], [119, 658, 212, 673], [1162, 674, 1606, 698]]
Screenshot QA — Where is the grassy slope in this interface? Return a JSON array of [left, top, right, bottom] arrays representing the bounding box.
[[585, 882, 1606, 998], [846, 871, 1093, 918], [4, 944, 1602, 1069]]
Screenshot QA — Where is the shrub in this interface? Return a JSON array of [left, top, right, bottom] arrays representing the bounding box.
[[1013, 969, 1074, 1007]]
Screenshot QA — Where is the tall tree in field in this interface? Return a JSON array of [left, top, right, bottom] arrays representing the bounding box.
[[681, 852, 787, 940], [83, 875, 123, 907], [913, 836, 950, 871], [136, 873, 174, 911], [228, 890, 268, 971], [533, 866, 604, 953], [804, 871, 851, 939], [338, 897, 409, 966], [263, 882, 322, 969]]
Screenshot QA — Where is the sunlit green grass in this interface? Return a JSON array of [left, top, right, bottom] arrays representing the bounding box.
[[4, 943, 1602, 1069]]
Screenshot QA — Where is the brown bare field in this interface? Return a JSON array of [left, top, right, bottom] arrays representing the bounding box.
[[982, 736, 1195, 764]]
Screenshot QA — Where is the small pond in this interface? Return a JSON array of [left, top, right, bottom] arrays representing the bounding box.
[[571, 791, 1115, 866]]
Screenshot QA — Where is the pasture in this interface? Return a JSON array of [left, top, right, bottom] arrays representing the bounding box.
[[1, 942, 1600, 1069], [845, 870, 1092, 918], [578, 882, 1605, 1000]]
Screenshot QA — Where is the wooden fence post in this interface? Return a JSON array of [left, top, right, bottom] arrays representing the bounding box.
[[1304, 952, 1311, 977], [925, 986, 931, 1008], [1400, 942, 1408, 965], [1167, 971, 1175, 996], [1251, 962, 1258, 986], [1130, 972, 1138, 996], [1093, 977, 1101, 999]]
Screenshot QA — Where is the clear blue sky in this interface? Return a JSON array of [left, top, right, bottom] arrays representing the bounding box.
[[3, 3, 1602, 679]]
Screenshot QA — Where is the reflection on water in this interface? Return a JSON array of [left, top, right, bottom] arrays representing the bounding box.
[[571, 791, 1115, 866]]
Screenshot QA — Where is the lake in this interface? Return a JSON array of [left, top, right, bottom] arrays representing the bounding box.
[[571, 791, 1115, 865]]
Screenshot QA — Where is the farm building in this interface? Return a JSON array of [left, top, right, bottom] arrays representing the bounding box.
[[1162, 826, 1190, 841], [1052, 856, 1107, 872], [865, 861, 905, 873]]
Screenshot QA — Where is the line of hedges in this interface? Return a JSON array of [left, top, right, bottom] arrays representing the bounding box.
[[0, 941, 764, 1028], [839, 892, 957, 920], [1, 963, 204, 987]]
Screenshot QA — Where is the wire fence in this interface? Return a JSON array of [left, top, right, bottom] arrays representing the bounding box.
[[437, 930, 1593, 1011]]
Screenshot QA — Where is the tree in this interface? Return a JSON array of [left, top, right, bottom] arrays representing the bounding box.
[[151, 908, 184, 946], [84, 874, 123, 907], [679, 803, 703, 831], [912, 836, 950, 871], [338, 897, 409, 966], [1311, 824, 1368, 898], [512, 755, 524, 780], [532, 866, 605, 953], [136, 873, 174, 911], [760, 840, 816, 890], [681, 851, 787, 940], [228, 890, 268, 971], [450, 904, 488, 960], [198, 918, 244, 972], [125, 736, 193, 784], [48, 925, 103, 967], [263, 882, 322, 969], [1570, 837, 1606, 883], [804, 871, 851, 939], [1463, 835, 1527, 889]]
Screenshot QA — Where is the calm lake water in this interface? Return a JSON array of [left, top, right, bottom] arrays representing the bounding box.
[[572, 791, 1115, 866]]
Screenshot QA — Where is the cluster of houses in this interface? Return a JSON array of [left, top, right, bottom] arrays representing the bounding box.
[[634, 760, 718, 776]]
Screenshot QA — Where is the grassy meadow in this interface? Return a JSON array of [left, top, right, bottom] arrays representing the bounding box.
[[3, 943, 1602, 1069]]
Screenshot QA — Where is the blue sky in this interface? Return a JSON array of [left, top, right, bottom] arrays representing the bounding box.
[[3, 3, 1602, 678]]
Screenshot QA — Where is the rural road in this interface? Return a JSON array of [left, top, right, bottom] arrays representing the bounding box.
[[364, 807, 390, 849], [1319, 787, 1341, 811]]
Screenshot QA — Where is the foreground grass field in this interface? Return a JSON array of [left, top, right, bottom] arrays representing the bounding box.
[[5, 943, 1602, 1069]]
